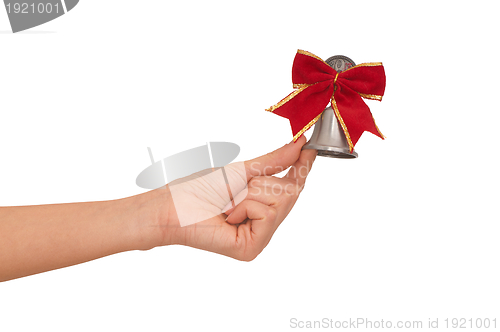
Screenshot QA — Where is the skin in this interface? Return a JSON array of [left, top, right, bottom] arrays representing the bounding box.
[[0, 136, 316, 282]]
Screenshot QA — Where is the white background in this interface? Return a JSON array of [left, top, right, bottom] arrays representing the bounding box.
[[1, 1, 499, 331]]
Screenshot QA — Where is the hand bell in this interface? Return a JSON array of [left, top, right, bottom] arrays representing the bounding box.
[[302, 55, 358, 158]]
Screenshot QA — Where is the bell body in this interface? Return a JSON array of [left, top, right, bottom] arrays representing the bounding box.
[[302, 107, 358, 158], [302, 55, 357, 158]]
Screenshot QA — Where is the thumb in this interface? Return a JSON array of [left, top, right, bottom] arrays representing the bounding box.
[[244, 136, 307, 181]]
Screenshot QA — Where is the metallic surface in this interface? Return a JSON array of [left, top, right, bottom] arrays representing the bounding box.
[[325, 55, 356, 72], [302, 107, 358, 158], [302, 55, 358, 158]]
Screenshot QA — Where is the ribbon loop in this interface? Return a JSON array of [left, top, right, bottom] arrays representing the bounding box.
[[292, 50, 336, 85]]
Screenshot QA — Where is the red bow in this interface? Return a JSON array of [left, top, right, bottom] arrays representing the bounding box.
[[266, 50, 386, 152]]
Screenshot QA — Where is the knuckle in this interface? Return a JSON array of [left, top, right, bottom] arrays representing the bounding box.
[[265, 206, 278, 220]]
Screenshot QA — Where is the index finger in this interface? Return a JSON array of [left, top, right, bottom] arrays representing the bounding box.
[[285, 148, 317, 187], [244, 136, 307, 181]]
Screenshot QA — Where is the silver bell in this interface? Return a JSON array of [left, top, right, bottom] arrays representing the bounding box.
[[302, 106, 358, 158], [302, 55, 358, 158]]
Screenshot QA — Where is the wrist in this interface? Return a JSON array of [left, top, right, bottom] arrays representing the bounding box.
[[128, 186, 179, 250]]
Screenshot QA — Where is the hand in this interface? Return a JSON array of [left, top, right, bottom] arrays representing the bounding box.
[[157, 136, 316, 261], [0, 137, 315, 281]]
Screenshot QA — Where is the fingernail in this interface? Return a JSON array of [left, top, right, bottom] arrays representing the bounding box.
[[221, 202, 232, 214]]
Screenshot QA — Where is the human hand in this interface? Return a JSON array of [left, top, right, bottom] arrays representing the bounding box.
[[156, 136, 316, 261], [0, 137, 315, 281]]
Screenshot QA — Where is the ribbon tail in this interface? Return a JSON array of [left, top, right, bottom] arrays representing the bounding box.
[[266, 84, 312, 113], [334, 84, 384, 150], [331, 96, 354, 152], [267, 81, 334, 141]]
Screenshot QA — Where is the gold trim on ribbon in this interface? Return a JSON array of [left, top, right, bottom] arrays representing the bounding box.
[[331, 97, 354, 152], [266, 84, 312, 112], [343, 62, 383, 73], [292, 112, 323, 142], [358, 93, 383, 101], [297, 49, 330, 66], [333, 72, 340, 92], [372, 115, 385, 139], [292, 83, 310, 89]]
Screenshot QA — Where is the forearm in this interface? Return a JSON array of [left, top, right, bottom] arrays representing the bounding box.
[[0, 189, 168, 282]]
